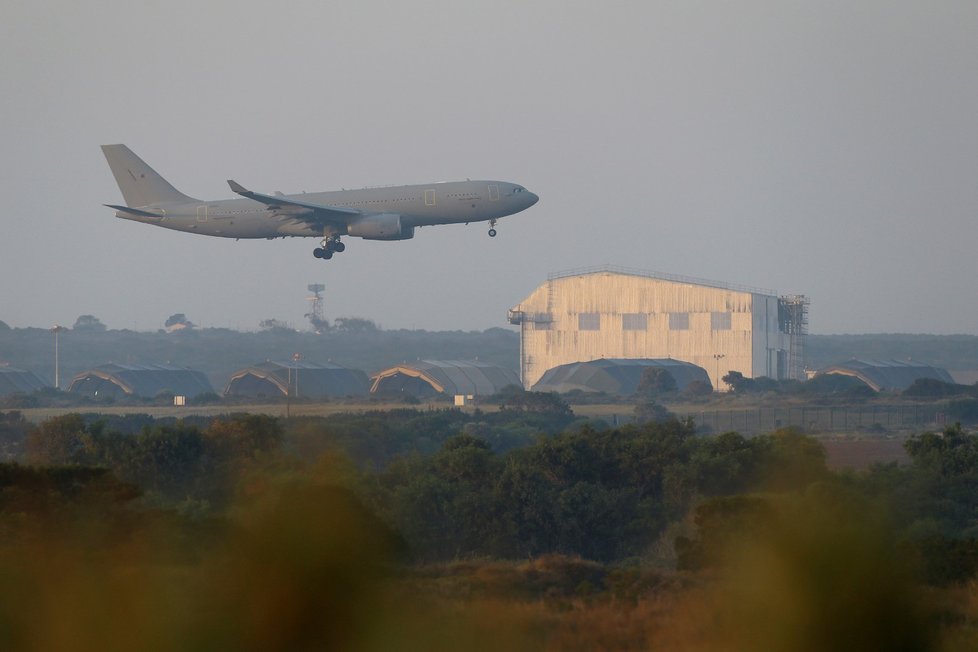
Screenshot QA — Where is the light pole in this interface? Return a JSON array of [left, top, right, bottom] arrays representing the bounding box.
[[712, 353, 726, 392], [52, 326, 66, 389], [286, 353, 302, 418], [292, 352, 302, 399]]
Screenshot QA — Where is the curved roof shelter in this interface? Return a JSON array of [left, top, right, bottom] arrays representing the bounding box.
[[531, 358, 712, 395], [371, 360, 520, 397], [224, 361, 369, 399], [67, 363, 214, 398], [0, 366, 49, 396], [816, 359, 954, 392]]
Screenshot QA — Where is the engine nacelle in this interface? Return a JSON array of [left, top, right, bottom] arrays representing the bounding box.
[[347, 213, 414, 240]]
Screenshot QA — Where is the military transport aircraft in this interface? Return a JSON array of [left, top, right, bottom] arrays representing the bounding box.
[[101, 144, 538, 260]]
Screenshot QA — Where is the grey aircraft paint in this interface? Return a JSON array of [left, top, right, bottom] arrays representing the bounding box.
[[101, 144, 538, 260]]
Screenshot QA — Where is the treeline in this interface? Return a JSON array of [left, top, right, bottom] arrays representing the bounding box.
[[0, 325, 519, 389], [364, 423, 825, 562], [4, 324, 978, 393], [7, 406, 978, 582], [673, 422, 978, 586], [7, 408, 978, 647], [807, 333, 978, 370]]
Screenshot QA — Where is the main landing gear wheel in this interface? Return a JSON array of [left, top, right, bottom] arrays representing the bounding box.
[[314, 235, 344, 260]]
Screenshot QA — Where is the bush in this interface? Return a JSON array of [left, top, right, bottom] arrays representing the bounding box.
[[903, 378, 970, 399], [946, 398, 978, 423]]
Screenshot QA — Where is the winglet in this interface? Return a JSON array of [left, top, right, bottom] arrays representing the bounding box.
[[227, 179, 249, 195]]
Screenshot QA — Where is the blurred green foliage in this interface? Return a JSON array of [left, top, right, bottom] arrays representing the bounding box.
[[3, 408, 978, 649]]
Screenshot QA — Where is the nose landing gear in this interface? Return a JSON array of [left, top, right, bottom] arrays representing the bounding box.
[[488, 218, 497, 238]]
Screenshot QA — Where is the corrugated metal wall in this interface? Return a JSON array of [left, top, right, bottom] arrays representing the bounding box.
[[510, 271, 790, 390]]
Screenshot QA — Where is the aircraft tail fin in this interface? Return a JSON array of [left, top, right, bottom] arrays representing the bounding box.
[[101, 144, 197, 207]]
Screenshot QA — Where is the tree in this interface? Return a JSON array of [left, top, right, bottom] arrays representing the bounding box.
[[333, 317, 378, 334], [675, 495, 777, 570], [722, 370, 752, 393], [634, 400, 675, 424], [947, 398, 978, 423], [682, 380, 714, 399], [164, 313, 195, 330], [305, 313, 330, 334], [721, 371, 781, 394], [635, 367, 677, 399], [498, 390, 573, 417], [757, 427, 828, 491], [26, 414, 91, 465], [903, 378, 968, 399], [487, 384, 527, 406], [72, 315, 106, 332], [259, 319, 292, 332]]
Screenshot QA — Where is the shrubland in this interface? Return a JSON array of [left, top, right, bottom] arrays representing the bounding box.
[[2, 406, 978, 649]]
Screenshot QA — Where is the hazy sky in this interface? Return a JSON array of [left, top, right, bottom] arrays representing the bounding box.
[[2, 1, 977, 335]]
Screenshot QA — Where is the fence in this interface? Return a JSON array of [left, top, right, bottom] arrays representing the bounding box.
[[685, 404, 947, 436]]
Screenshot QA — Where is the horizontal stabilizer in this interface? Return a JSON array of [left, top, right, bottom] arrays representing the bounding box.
[[105, 204, 163, 218]]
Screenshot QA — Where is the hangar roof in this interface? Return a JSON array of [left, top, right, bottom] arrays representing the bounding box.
[[817, 359, 955, 392], [224, 361, 369, 398], [0, 366, 49, 396], [548, 265, 777, 297], [371, 360, 520, 396], [531, 358, 712, 395], [67, 363, 214, 398]]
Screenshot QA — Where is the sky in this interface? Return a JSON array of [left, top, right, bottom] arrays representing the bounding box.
[[1, 1, 977, 335]]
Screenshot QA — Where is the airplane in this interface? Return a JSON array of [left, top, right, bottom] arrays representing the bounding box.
[[101, 144, 538, 260]]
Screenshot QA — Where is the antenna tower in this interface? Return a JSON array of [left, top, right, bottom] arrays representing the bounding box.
[[778, 295, 810, 380], [305, 283, 327, 333]]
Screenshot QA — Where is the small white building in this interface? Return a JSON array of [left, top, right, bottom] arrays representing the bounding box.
[[508, 266, 808, 391]]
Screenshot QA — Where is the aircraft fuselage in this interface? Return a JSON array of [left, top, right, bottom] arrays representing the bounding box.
[[102, 144, 537, 260], [113, 180, 537, 239]]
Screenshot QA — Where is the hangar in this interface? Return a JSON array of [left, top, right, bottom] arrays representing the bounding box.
[[0, 366, 49, 396], [370, 360, 520, 398], [531, 358, 712, 396], [509, 265, 808, 390], [816, 359, 955, 392], [67, 363, 214, 399], [224, 361, 369, 399]]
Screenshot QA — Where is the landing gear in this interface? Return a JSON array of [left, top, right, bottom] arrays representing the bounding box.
[[488, 218, 497, 238], [313, 234, 344, 260]]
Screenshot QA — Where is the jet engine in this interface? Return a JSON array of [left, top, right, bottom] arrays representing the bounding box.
[[347, 213, 414, 240]]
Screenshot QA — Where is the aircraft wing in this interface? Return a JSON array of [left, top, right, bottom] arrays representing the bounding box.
[[228, 180, 360, 224]]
